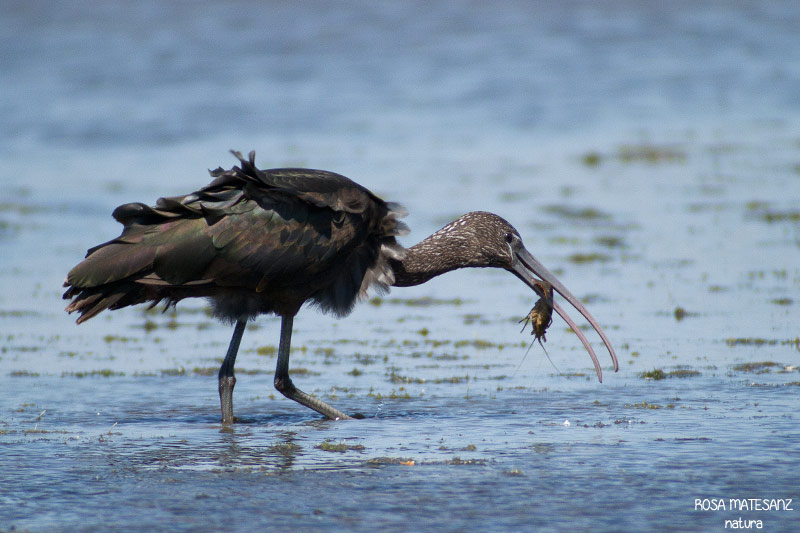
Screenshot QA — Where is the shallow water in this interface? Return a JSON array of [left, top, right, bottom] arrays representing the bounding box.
[[2, 2, 799, 531]]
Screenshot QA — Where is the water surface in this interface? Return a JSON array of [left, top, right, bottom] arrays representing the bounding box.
[[2, 2, 799, 531]]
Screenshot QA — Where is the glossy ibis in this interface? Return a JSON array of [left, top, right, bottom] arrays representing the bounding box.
[[64, 151, 618, 422]]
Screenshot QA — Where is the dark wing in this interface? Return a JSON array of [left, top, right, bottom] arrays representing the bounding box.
[[64, 151, 407, 323]]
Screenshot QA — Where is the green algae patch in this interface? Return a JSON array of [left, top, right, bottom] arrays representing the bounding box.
[[453, 339, 497, 350], [365, 457, 416, 466], [257, 345, 277, 356], [435, 375, 469, 384], [315, 440, 365, 453], [726, 337, 800, 348], [103, 334, 137, 343], [371, 389, 413, 400], [594, 235, 626, 249], [542, 205, 611, 221], [668, 369, 701, 378], [639, 368, 700, 380], [626, 401, 663, 409], [443, 457, 486, 466], [267, 442, 301, 454], [10, 370, 40, 377], [288, 367, 317, 376], [640, 369, 667, 380], [746, 202, 800, 223], [388, 371, 425, 384], [369, 296, 465, 307], [581, 144, 687, 166], [617, 144, 687, 164], [732, 361, 782, 373], [581, 152, 602, 167], [758, 210, 800, 223], [567, 252, 611, 264], [63, 369, 124, 378]]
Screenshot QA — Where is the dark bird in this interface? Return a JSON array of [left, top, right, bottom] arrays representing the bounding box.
[[64, 151, 618, 422]]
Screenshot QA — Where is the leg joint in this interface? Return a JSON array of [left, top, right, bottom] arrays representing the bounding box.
[[274, 375, 295, 395]]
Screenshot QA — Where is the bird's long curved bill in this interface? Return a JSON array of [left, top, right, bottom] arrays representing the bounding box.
[[511, 246, 619, 382]]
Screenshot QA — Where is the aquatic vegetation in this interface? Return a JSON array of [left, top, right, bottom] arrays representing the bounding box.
[[617, 144, 687, 164], [369, 296, 465, 307], [0, 310, 40, 318], [267, 442, 301, 455], [580, 144, 688, 166], [435, 375, 469, 384], [190, 367, 217, 376], [365, 457, 415, 466], [725, 337, 800, 348], [640, 369, 667, 380], [542, 204, 610, 221], [549, 235, 581, 246], [731, 361, 782, 373], [758, 209, 800, 223], [745, 201, 800, 223], [315, 440, 365, 453], [639, 368, 700, 380], [387, 371, 427, 384], [443, 457, 486, 466], [453, 339, 497, 350], [353, 353, 377, 365], [668, 369, 701, 378], [626, 401, 663, 409], [288, 367, 315, 376], [567, 252, 611, 264], [102, 334, 137, 343], [10, 370, 40, 377], [462, 313, 486, 325], [581, 152, 602, 167], [62, 369, 124, 378], [372, 389, 413, 400], [594, 235, 626, 249], [314, 347, 335, 357], [257, 345, 277, 356], [424, 339, 451, 348]]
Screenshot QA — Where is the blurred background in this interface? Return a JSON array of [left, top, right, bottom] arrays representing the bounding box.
[[1, 2, 798, 531]]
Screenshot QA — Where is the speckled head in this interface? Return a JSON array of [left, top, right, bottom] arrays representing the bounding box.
[[393, 210, 618, 381]]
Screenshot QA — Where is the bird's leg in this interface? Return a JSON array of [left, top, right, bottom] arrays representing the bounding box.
[[273, 314, 353, 420], [218, 318, 246, 424]]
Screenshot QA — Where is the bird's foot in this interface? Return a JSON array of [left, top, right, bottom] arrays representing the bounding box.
[[274, 375, 353, 420]]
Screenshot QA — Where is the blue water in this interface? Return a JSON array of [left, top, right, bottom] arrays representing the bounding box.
[[2, 2, 799, 531]]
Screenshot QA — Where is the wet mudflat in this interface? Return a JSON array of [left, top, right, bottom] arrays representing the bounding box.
[[2, 2, 799, 531]]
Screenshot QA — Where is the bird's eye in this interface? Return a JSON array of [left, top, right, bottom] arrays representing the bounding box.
[[504, 232, 514, 244]]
